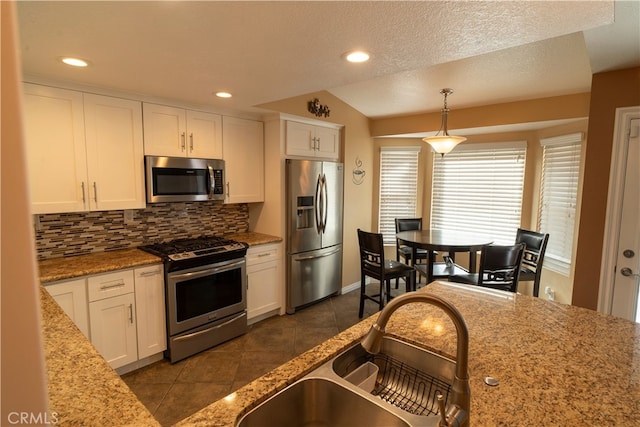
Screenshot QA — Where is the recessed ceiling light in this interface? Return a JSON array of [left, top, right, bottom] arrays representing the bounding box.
[[344, 50, 370, 63], [60, 57, 89, 67], [215, 91, 232, 98]]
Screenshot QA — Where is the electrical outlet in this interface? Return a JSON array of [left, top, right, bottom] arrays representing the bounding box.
[[123, 210, 134, 224], [34, 215, 42, 232], [544, 286, 555, 301]]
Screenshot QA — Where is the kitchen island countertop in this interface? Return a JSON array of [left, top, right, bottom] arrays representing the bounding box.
[[176, 281, 640, 426], [40, 285, 160, 426]]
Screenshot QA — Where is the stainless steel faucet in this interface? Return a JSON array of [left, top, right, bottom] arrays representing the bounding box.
[[360, 292, 470, 427]]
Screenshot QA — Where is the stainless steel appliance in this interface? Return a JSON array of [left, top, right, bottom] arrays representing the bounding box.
[[286, 159, 344, 314], [139, 236, 248, 363], [145, 155, 225, 203]]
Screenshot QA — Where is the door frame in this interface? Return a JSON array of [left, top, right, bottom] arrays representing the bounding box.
[[598, 106, 640, 315]]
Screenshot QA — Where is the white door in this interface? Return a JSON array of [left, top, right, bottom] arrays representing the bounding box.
[[611, 118, 640, 322]]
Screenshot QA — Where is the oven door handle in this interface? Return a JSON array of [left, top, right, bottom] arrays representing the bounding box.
[[168, 259, 245, 282], [173, 312, 245, 342]]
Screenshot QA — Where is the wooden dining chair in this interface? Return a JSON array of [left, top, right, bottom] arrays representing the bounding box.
[[357, 229, 416, 318], [394, 218, 429, 285], [449, 243, 525, 293], [515, 228, 550, 297]]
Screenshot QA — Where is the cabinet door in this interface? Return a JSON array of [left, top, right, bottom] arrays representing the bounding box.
[[44, 278, 90, 339], [84, 94, 145, 210], [222, 116, 264, 203], [285, 121, 315, 157], [23, 83, 88, 213], [134, 265, 167, 359], [246, 244, 282, 320], [314, 126, 340, 159], [142, 103, 187, 156], [89, 293, 138, 369], [186, 110, 223, 159]]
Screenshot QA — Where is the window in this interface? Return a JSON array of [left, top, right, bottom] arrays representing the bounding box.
[[378, 147, 420, 245], [538, 133, 583, 275], [431, 142, 527, 244]]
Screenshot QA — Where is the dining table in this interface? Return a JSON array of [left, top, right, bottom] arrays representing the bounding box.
[[396, 229, 494, 284]]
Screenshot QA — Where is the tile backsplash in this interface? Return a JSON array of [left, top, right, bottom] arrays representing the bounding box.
[[34, 202, 249, 260]]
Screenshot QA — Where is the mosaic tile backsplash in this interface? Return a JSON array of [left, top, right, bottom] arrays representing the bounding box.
[[34, 202, 249, 260]]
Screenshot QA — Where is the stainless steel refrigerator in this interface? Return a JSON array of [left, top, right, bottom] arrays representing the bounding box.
[[286, 159, 344, 314]]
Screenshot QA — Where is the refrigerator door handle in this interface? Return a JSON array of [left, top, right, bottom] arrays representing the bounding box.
[[321, 174, 329, 233], [293, 246, 342, 261], [315, 174, 323, 233]]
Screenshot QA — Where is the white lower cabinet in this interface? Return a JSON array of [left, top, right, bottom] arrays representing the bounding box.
[[134, 265, 167, 359], [246, 243, 282, 322], [44, 278, 90, 339], [89, 292, 138, 369], [44, 264, 166, 371], [88, 270, 138, 369]]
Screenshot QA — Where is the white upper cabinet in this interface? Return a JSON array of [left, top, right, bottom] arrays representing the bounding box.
[[286, 121, 340, 160], [23, 84, 88, 213], [22, 83, 145, 214], [83, 94, 145, 211], [222, 116, 264, 203], [142, 103, 222, 159]]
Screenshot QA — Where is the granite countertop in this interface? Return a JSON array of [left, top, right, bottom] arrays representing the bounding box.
[[38, 232, 282, 283], [177, 281, 640, 426], [38, 247, 163, 283], [40, 286, 160, 426], [223, 231, 282, 247]]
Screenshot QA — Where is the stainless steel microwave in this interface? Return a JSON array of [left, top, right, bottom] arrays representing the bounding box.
[[145, 156, 225, 203]]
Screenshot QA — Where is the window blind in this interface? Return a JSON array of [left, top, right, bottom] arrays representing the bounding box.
[[378, 147, 420, 245], [431, 142, 526, 245], [538, 133, 583, 275]]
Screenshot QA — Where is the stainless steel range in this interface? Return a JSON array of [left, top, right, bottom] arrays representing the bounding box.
[[140, 236, 248, 363]]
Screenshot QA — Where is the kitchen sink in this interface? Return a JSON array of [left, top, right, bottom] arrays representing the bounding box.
[[237, 338, 456, 427], [236, 377, 410, 427], [332, 336, 456, 417], [239, 293, 469, 427]]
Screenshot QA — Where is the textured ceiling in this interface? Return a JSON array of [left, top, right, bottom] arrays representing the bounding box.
[[15, 1, 639, 128]]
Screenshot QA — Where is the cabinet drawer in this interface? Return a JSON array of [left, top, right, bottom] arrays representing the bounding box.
[[88, 270, 135, 302], [247, 245, 279, 266]]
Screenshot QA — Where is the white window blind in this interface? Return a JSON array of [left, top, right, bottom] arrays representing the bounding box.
[[378, 147, 420, 245], [538, 133, 583, 276], [431, 142, 526, 245]]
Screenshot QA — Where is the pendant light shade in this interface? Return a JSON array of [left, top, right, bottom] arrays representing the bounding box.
[[422, 88, 466, 156]]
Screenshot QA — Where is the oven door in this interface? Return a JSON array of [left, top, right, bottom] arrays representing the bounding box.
[[166, 258, 246, 336]]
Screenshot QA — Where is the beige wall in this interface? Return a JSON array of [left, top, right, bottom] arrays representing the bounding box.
[[257, 91, 374, 288], [573, 67, 640, 310]]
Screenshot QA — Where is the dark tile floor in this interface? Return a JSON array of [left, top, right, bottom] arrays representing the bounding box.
[[122, 283, 407, 426]]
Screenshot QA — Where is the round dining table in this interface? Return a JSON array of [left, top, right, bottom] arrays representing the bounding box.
[[396, 229, 494, 284]]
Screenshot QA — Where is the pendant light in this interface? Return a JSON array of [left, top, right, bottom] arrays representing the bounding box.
[[422, 88, 466, 156]]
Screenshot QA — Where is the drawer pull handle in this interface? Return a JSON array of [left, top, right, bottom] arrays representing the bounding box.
[[128, 304, 133, 324], [139, 270, 161, 277], [100, 281, 125, 291], [257, 253, 271, 258]]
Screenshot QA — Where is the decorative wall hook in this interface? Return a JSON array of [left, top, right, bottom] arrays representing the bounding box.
[[308, 98, 331, 118], [352, 157, 366, 185]]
